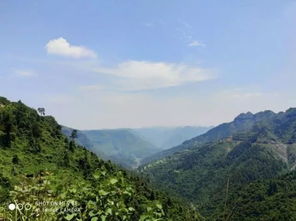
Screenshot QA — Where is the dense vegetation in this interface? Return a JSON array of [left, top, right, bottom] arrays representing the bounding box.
[[211, 171, 296, 220], [0, 97, 202, 220], [62, 126, 210, 169], [143, 110, 278, 164], [3, 96, 295, 220], [62, 127, 159, 169], [140, 108, 296, 219]]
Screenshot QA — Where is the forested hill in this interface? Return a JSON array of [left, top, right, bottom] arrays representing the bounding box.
[[0, 96, 202, 220], [62, 127, 159, 169], [140, 108, 296, 219], [210, 170, 296, 220], [142, 110, 278, 164], [61, 126, 210, 169]]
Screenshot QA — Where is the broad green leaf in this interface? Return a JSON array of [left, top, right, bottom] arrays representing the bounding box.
[[101, 215, 106, 221], [109, 178, 118, 185], [93, 173, 100, 179], [65, 213, 76, 220], [106, 207, 112, 215], [99, 190, 108, 196], [155, 203, 162, 209]]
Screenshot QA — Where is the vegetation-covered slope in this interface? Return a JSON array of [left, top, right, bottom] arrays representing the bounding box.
[[62, 126, 210, 169], [211, 171, 296, 221], [140, 108, 296, 218], [144, 110, 277, 164], [62, 127, 159, 169], [62, 126, 94, 150], [0, 97, 202, 220]]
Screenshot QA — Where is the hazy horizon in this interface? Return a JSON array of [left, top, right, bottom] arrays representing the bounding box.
[[62, 124, 213, 131]]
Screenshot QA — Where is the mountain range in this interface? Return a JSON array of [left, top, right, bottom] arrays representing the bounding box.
[[62, 126, 210, 168], [132, 126, 212, 150], [2, 95, 296, 220], [140, 108, 296, 220]]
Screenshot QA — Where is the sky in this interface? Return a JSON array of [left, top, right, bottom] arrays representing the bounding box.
[[1, 0, 296, 129]]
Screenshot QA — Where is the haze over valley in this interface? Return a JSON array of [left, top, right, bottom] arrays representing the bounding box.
[[62, 126, 211, 168]]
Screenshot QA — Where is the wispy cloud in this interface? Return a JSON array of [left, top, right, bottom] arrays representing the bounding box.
[[177, 21, 206, 48], [45, 37, 97, 59], [179, 21, 192, 29], [188, 40, 206, 47], [15, 69, 37, 77], [95, 60, 214, 90]]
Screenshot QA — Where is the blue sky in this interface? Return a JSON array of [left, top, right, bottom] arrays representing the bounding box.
[[1, 0, 296, 129]]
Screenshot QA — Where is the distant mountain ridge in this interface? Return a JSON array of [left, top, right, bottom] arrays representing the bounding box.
[[62, 126, 211, 168], [142, 110, 279, 164], [132, 126, 212, 150], [62, 127, 159, 168], [140, 108, 296, 218]]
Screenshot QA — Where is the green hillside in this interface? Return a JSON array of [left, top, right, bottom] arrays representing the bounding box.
[[62, 127, 159, 169], [62, 126, 210, 169], [0, 97, 202, 220], [210, 171, 296, 221], [144, 110, 277, 164], [140, 108, 296, 219], [62, 126, 94, 149]]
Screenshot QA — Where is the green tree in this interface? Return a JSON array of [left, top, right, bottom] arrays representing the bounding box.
[[70, 129, 78, 140]]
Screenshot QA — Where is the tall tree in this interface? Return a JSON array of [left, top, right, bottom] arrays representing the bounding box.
[[37, 108, 45, 116], [70, 129, 78, 140]]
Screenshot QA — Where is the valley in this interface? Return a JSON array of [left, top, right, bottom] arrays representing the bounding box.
[[140, 108, 296, 219], [62, 126, 210, 168], [1, 97, 296, 220]]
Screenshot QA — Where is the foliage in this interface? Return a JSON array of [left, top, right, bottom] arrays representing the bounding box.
[[140, 108, 296, 219], [62, 127, 160, 169], [0, 97, 202, 220], [211, 171, 296, 221]]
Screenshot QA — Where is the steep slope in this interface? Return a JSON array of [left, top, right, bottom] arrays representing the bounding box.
[[211, 171, 296, 221], [132, 126, 212, 150], [63, 128, 159, 168], [62, 126, 93, 148], [144, 110, 277, 163], [140, 108, 296, 216], [62, 126, 210, 169], [0, 97, 202, 220]]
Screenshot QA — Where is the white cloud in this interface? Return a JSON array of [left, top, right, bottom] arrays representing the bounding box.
[[188, 40, 206, 47], [15, 69, 37, 77], [95, 60, 213, 90], [45, 37, 97, 58]]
